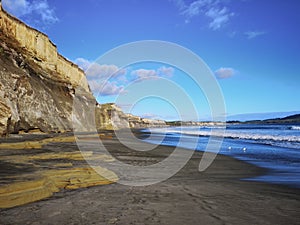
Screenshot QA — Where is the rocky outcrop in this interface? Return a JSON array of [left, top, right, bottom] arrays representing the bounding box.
[[0, 95, 11, 134], [0, 4, 89, 92], [96, 103, 166, 130], [0, 37, 97, 135], [127, 114, 166, 128], [96, 103, 130, 130], [0, 5, 97, 136]]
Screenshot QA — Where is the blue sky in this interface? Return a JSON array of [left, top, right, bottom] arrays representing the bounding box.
[[2, 0, 300, 121]]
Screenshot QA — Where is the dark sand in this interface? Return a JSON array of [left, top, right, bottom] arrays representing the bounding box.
[[0, 133, 299, 225]]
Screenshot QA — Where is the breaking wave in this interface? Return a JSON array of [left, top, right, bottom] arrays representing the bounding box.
[[291, 126, 300, 130], [165, 129, 300, 143]]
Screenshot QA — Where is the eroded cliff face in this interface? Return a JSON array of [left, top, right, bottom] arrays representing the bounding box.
[[0, 5, 89, 92], [96, 103, 166, 130], [0, 35, 97, 135], [0, 5, 96, 136], [96, 103, 129, 130]]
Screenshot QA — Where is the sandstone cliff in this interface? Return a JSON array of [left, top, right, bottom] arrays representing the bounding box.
[[0, 4, 89, 92], [0, 4, 96, 136], [96, 103, 166, 130]]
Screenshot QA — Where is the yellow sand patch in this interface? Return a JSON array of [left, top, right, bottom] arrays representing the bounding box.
[[0, 177, 59, 209], [0, 134, 112, 150], [0, 166, 118, 208], [53, 163, 73, 167], [44, 166, 118, 189], [0, 151, 115, 165], [0, 136, 76, 149], [0, 134, 118, 208]]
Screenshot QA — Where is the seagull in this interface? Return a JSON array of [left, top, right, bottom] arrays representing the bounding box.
[[228, 146, 232, 150], [242, 147, 247, 152]]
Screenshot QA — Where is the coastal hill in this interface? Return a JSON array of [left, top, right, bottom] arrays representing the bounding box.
[[259, 113, 300, 124], [237, 113, 300, 124], [0, 4, 165, 136]]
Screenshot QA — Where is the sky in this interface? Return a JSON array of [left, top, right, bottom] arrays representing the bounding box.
[[2, 0, 300, 121]]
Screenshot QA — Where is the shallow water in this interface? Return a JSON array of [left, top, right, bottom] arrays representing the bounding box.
[[141, 124, 300, 188]]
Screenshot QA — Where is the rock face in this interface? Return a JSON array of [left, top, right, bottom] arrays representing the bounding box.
[[96, 103, 130, 130], [0, 5, 89, 92], [96, 103, 166, 130], [127, 114, 166, 128], [0, 4, 96, 136]]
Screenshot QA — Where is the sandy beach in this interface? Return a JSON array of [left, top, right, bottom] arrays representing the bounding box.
[[1, 1, 300, 224], [0, 132, 299, 225]]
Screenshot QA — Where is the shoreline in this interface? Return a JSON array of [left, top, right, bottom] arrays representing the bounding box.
[[0, 131, 299, 224], [140, 126, 300, 189]]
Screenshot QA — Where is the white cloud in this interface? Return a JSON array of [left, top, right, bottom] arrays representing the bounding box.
[[31, 0, 58, 24], [75, 58, 175, 95], [131, 69, 158, 81], [74, 58, 127, 96], [215, 67, 236, 79], [205, 7, 234, 31], [131, 66, 174, 82], [171, 0, 234, 30], [87, 64, 126, 80], [2, 0, 58, 25], [2, 0, 28, 16], [75, 58, 126, 81], [244, 31, 266, 39], [158, 66, 174, 77], [74, 58, 91, 71], [182, 0, 211, 17], [141, 113, 164, 120], [88, 80, 124, 96]]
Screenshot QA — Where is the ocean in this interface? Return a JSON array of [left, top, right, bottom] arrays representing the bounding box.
[[141, 124, 300, 188]]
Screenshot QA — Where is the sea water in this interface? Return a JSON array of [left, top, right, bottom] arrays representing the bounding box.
[[141, 124, 300, 188]]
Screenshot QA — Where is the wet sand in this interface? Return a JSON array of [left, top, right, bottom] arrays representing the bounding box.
[[0, 133, 299, 224]]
